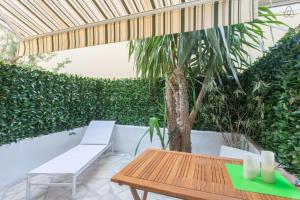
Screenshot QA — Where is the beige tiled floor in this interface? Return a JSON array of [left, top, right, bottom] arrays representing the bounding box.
[[0, 153, 179, 200]]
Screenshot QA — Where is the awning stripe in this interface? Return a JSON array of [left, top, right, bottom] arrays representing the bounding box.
[[0, 0, 258, 56], [0, 3, 38, 35], [260, 0, 299, 7]]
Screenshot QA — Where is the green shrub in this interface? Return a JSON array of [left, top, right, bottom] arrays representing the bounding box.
[[0, 64, 163, 145], [241, 27, 300, 176], [98, 79, 164, 125], [191, 26, 300, 176]]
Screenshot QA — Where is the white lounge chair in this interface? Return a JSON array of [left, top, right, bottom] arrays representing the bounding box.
[[26, 120, 116, 200], [219, 145, 260, 161]]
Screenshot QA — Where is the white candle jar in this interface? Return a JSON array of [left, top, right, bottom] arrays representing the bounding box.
[[261, 151, 275, 183], [243, 156, 260, 180]]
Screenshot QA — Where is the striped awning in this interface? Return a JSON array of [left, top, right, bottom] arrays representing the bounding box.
[[260, 0, 299, 7], [0, 0, 258, 56]]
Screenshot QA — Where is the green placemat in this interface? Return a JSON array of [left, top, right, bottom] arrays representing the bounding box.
[[225, 164, 300, 199]]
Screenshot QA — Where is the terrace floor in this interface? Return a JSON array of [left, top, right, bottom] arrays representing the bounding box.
[[0, 152, 178, 200]]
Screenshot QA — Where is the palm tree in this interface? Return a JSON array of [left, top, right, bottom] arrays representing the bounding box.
[[129, 7, 283, 152]]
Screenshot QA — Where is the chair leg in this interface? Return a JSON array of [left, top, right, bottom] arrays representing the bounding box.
[[72, 176, 77, 200], [111, 144, 114, 153], [49, 176, 54, 187], [26, 175, 31, 200]]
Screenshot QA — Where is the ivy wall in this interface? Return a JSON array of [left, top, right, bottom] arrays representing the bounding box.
[[240, 27, 300, 176], [0, 64, 163, 145]]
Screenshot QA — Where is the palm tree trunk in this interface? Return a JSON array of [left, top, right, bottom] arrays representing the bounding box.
[[176, 68, 192, 152], [166, 71, 209, 153], [166, 75, 181, 151]]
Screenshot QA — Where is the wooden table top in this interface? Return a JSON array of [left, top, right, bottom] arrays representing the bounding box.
[[111, 149, 290, 200]]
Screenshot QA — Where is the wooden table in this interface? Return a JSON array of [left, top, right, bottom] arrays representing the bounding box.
[[111, 149, 290, 200]]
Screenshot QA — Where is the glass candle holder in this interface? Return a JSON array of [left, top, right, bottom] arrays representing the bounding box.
[[261, 151, 275, 183], [243, 155, 260, 180]]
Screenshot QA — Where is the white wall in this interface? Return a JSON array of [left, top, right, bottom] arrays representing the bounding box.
[[0, 125, 260, 189], [112, 125, 225, 156], [39, 41, 135, 79]]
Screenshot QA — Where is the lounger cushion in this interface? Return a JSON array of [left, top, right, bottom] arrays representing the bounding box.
[[29, 145, 106, 174], [220, 145, 260, 161], [80, 120, 115, 145]]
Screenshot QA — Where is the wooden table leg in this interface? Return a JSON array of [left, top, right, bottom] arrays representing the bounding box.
[[130, 187, 148, 200], [142, 191, 148, 200], [130, 187, 141, 200]]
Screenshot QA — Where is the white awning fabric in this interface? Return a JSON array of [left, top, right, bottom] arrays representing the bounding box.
[[0, 0, 258, 56], [260, 0, 300, 7]]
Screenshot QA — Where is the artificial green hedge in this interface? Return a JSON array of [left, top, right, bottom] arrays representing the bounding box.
[[241, 27, 300, 176], [0, 64, 163, 145], [98, 79, 163, 125]]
